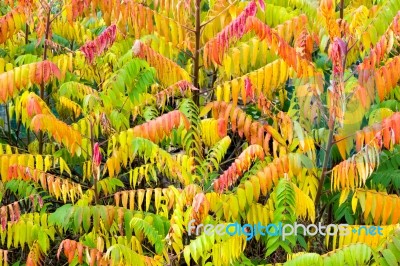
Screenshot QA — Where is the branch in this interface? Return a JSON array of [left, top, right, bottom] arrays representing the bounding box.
[[330, 132, 356, 145], [49, 7, 65, 23], [199, 0, 239, 29], [314, 117, 335, 209], [339, 0, 344, 21]]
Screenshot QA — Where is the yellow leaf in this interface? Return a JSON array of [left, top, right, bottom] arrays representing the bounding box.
[[250, 176, 260, 202], [1, 156, 9, 182], [271, 60, 280, 89], [249, 71, 257, 94], [224, 56, 232, 78], [374, 193, 383, 224], [129, 191, 135, 210], [59, 157, 71, 176], [250, 38, 259, 67], [137, 189, 145, 211], [107, 159, 114, 178], [145, 189, 153, 211], [216, 85, 223, 102], [18, 155, 26, 167], [244, 181, 253, 206], [240, 77, 247, 105], [231, 79, 240, 106], [265, 125, 286, 146], [184, 246, 191, 265], [122, 191, 128, 208], [230, 196, 239, 220], [240, 44, 249, 73], [339, 189, 350, 206], [256, 69, 263, 96], [352, 193, 358, 213], [335, 135, 347, 159], [154, 188, 162, 212], [44, 155, 51, 172], [381, 196, 392, 225], [279, 60, 288, 84], [36, 155, 43, 171], [223, 201, 230, 221], [364, 191, 372, 220], [361, 31, 371, 52], [237, 187, 247, 211], [263, 64, 272, 95], [355, 155, 366, 185], [232, 48, 241, 76], [223, 82, 230, 103]]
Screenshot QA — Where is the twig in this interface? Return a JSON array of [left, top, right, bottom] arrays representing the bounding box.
[[199, 0, 239, 29]]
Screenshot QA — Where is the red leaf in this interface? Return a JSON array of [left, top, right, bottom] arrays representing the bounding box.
[[0, 206, 7, 230], [93, 142, 102, 167], [204, 1, 257, 67], [244, 77, 254, 101], [214, 145, 264, 192], [217, 118, 227, 137], [13, 202, 20, 222], [258, 0, 265, 11], [80, 25, 117, 64], [329, 37, 347, 75]]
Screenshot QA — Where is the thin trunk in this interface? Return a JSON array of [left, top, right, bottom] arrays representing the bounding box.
[[39, 8, 52, 154], [315, 37, 348, 209], [90, 120, 99, 204], [339, 0, 344, 20], [15, 120, 21, 146], [192, 0, 201, 106], [5, 104, 11, 142], [314, 115, 335, 209], [24, 23, 29, 146], [42, 9, 51, 62], [25, 23, 29, 44]]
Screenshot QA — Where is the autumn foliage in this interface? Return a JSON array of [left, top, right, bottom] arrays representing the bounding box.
[[0, 0, 400, 265]]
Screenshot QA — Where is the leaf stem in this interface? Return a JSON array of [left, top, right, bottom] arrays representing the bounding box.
[[199, 0, 238, 29]]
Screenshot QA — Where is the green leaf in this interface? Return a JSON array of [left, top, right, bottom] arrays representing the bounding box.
[[82, 206, 91, 232], [124, 211, 133, 239], [73, 206, 83, 233], [18, 222, 26, 247], [300, 154, 313, 169], [382, 249, 398, 266], [293, 121, 305, 149], [130, 217, 164, 254], [38, 231, 49, 253], [48, 204, 73, 229], [184, 246, 191, 265]]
